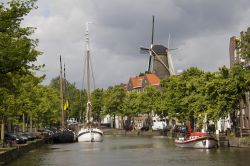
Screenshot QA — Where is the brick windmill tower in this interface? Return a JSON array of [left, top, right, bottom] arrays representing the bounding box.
[[140, 16, 176, 80]]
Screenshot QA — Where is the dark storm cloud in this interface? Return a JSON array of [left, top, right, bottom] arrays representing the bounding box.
[[23, 0, 250, 88]]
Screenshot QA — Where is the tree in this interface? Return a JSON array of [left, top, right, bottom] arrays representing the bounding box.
[[160, 67, 205, 123], [240, 31, 250, 63], [0, 0, 42, 143], [0, 0, 42, 90], [122, 91, 140, 117], [91, 88, 104, 124], [141, 85, 160, 114], [104, 86, 126, 128]]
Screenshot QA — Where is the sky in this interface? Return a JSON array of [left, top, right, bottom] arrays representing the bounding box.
[[20, 0, 250, 89]]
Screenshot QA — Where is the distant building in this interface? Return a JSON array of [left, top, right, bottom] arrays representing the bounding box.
[[142, 73, 161, 87], [108, 73, 161, 129], [229, 27, 250, 67], [127, 76, 144, 92], [229, 27, 250, 135], [127, 73, 160, 91]]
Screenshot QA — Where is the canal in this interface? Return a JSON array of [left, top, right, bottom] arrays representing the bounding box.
[[7, 135, 250, 166]]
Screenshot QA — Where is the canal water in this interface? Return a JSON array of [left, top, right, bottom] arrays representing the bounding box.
[[8, 135, 250, 166]]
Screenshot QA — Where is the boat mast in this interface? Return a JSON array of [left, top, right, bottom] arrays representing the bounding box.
[[85, 22, 92, 124], [59, 55, 65, 128]]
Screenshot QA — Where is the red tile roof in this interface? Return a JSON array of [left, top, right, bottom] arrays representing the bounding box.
[[130, 76, 144, 88], [127, 74, 160, 90], [144, 74, 160, 85]]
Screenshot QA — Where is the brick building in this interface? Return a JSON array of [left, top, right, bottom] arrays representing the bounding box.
[[229, 27, 250, 135]]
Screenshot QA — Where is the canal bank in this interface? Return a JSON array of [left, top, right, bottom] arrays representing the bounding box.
[[0, 139, 44, 165], [228, 136, 250, 147], [102, 128, 168, 136]]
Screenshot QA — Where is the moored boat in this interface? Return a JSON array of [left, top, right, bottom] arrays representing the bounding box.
[[175, 132, 218, 149], [52, 128, 76, 143], [78, 126, 103, 142], [77, 23, 103, 142], [51, 56, 76, 144]]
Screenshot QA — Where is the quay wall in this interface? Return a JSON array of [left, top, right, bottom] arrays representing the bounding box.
[[0, 139, 44, 165], [228, 137, 250, 148], [102, 128, 168, 136]]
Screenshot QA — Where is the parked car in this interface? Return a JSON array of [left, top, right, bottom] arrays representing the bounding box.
[[5, 133, 27, 144], [17, 132, 28, 142], [23, 132, 37, 141]]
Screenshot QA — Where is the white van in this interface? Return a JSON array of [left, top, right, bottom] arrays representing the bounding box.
[[152, 117, 167, 130]]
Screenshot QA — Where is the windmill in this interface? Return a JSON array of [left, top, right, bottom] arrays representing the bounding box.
[[140, 16, 176, 79]]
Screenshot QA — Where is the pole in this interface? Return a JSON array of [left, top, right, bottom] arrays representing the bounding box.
[[1, 118, 4, 146], [60, 55, 65, 128], [22, 113, 25, 132]]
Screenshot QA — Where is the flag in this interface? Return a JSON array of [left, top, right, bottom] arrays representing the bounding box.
[[64, 100, 69, 111]]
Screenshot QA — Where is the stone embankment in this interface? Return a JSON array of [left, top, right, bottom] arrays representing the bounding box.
[[228, 137, 250, 148], [0, 139, 44, 165], [102, 128, 168, 136]]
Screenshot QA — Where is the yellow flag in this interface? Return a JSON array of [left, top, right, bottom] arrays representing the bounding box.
[[64, 100, 69, 111]]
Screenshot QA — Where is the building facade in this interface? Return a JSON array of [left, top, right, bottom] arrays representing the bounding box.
[[127, 74, 161, 91], [229, 27, 250, 135]]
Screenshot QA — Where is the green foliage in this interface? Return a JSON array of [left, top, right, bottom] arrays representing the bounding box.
[[0, 1, 64, 132], [49, 76, 86, 121], [140, 85, 160, 114], [240, 32, 250, 63], [91, 88, 104, 122], [104, 86, 126, 116], [33, 85, 61, 126], [0, 0, 42, 90], [122, 91, 140, 116], [160, 65, 250, 127]]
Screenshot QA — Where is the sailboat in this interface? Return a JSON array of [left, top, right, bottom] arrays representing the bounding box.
[[52, 56, 76, 144], [77, 23, 103, 142]]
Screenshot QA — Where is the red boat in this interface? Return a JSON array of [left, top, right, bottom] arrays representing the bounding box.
[[175, 132, 218, 149]]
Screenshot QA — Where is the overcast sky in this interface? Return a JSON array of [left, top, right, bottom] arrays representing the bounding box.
[[21, 0, 250, 89]]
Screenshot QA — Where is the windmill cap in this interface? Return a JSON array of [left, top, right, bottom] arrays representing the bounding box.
[[152, 45, 168, 55]]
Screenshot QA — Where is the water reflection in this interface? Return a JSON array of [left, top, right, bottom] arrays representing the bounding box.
[[8, 135, 250, 166]]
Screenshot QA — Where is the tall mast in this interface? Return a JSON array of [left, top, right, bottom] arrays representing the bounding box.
[[59, 55, 65, 128], [85, 22, 92, 123], [86, 22, 91, 102]]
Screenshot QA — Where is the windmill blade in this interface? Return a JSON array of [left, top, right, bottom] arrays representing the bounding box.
[[168, 52, 176, 75], [140, 46, 150, 54], [151, 15, 155, 46], [148, 15, 155, 73], [148, 56, 152, 73]]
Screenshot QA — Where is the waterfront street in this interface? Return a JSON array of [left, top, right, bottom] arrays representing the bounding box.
[[7, 135, 250, 166]]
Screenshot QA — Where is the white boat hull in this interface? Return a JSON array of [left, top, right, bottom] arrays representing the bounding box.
[[78, 128, 103, 142], [175, 137, 218, 149]]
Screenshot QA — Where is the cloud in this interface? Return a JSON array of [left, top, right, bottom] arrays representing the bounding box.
[[22, 0, 250, 88]]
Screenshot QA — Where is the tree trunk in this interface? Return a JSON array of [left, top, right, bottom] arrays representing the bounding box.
[[30, 114, 32, 132], [1, 118, 4, 146], [121, 116, 124, 129], [22, 113, 25, 132], [113, 114, 116, 129], [240, 99, 244, 137]]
